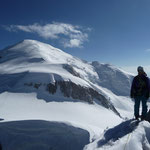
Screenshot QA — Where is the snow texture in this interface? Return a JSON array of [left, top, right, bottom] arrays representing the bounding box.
[[0, 39, 149, 150], [84, 120, 150, 150]]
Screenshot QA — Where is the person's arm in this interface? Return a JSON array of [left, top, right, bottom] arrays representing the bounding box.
[[144, 77, 150, 99], [130, 77, 135, 98]]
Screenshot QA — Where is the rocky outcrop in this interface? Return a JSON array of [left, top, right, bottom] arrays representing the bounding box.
[[24, 80, 120, 116], [46, 81, 120, 116], [47, 82, 57, 94], [63, 64, 80, 77]]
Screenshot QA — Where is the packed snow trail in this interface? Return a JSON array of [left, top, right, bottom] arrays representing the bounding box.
[[84, 119, 150, 150]]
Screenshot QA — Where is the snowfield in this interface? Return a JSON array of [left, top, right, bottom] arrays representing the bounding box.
[[0, 39, 150, 150], [0, 92, 122, 142]]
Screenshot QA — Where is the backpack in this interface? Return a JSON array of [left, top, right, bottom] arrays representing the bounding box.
[[136, 76, 147, 96]]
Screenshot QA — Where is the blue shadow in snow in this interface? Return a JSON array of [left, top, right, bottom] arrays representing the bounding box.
[[0, 120, 90, 150], [98, 119, 139, 147]]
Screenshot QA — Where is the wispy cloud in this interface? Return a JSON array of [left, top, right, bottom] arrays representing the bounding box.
[[145, 49, 150, 52], [62, 39, 82, 48], [4, 22, 90, 48]]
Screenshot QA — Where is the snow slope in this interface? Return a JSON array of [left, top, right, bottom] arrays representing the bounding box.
[[0, 39, 143, 150], [84, 119, 150, 150], [0, 40, 134, 114], [0, 39, 133, 95], [0, 39, 96, 84], [0, 40, 92, 88], [91, 61, 133, 96], [0, 92, 122, 141]]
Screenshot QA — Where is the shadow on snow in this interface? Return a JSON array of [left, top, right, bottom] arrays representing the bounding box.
[[0, 120, 89, 150], [98, 119, 139, 147]]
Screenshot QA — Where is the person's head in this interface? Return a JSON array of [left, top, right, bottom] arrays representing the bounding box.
[[137, 66, 144, 75]]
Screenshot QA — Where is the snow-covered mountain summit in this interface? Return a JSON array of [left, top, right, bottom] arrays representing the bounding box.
[[0, 39, 96, 86], [0, 39, 133, 115], [0, 40, 139, 150], [0, 39, 75, 64]]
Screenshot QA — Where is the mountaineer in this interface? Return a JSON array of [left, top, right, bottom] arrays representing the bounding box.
[[130, 66, 150, 120]]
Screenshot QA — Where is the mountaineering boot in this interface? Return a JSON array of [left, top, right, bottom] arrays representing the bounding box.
[[135, 115, 139, 120], [141, 116, 146, 121]]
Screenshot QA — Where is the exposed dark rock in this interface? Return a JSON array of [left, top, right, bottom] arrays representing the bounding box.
[[28, 58, 44, 63], [63, 64, 80, 77], [58, 81, 93, 103], [46, 81, 120, 116], [47, 82, 57, 95], [24, 83, 33, 86], [23, 78, 120, 116], [59, 81, 72, 98], [34, 83, 42, 89]]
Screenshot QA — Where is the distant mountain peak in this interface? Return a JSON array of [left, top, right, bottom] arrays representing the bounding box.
[[0, 39, 74, 65], [0, 39, 133, 97]]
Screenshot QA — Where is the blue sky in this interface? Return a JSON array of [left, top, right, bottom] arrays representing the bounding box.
[[1, 0, 150, 74]]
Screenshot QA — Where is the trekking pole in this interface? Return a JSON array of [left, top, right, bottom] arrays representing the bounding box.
[[123, 132, 132, 150]]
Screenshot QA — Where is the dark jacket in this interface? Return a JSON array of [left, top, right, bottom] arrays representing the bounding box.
[[130, 74, 150, 99]]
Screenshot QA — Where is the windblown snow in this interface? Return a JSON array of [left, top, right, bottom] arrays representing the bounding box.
[[0, 39, 150, 150]]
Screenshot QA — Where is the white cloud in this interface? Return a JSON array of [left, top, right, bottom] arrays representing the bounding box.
[[4, 22, 90, 48], [63, 39, 82, 48], [145, 49, 150, 52]]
